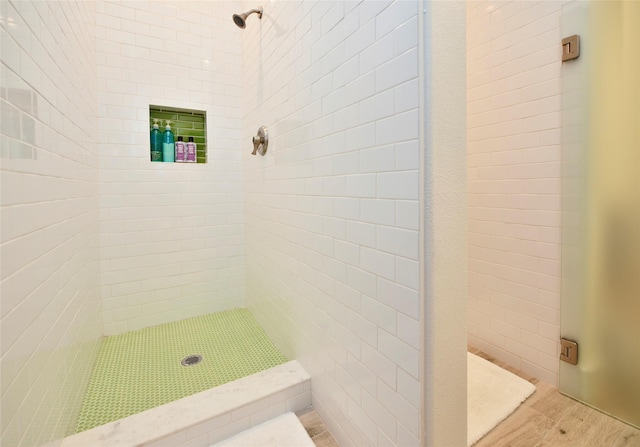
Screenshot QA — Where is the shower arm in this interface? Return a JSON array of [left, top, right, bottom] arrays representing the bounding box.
[[246, 8, 263, 19]]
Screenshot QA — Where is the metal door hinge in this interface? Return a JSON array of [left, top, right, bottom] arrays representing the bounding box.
[[560, 338, 578, 365], [562, 35, 580, 62]]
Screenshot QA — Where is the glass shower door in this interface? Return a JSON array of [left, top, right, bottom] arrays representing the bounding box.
[[560, 0, 640, 428]]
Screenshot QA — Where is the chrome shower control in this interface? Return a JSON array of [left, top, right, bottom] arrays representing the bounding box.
[[252, 126, 268, 156]]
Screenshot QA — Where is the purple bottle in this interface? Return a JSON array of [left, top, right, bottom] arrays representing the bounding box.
[[175, 136, 186, 162], [186, 137, 197, 163]]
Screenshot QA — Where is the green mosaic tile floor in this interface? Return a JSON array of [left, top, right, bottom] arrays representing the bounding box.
[[75, 308, 287, 433]]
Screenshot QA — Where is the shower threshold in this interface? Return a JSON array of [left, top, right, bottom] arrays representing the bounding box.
[[62, 360, 311, 447]]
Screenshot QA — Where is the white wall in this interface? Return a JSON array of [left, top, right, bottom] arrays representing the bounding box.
[[466, 0, 565, 385], [0, 1, 103, 446], [242, 2, 421, 446], [422, 2, 468, 445], [96, 1, 245, 335]]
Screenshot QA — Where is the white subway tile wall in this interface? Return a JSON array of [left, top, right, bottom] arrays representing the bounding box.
[[96, 1, 245, 335], [467, 0, 565, 385], [242, 2, 420, 446], [0, 1, 102, 446]]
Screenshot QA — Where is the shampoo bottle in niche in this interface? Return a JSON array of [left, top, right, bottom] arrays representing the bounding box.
[[150, 119, 162, 161], [162, 120, 175, 162], [186, 136, 197, 163], [175, 136, 186, 162]]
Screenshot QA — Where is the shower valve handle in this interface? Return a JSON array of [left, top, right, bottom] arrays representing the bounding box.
[[251, 135, 262, 154], [251, 126, 268, 156]]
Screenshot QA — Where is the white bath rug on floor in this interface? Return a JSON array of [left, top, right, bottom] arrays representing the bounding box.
[[212, 412, 315, 447], [467, 352, 536, 446]]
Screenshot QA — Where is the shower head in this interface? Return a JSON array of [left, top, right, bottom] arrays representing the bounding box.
[[232, 7, 263, 29]]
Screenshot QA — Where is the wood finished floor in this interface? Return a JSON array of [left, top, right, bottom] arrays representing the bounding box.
[[298, 408, 340, 447], [470, 347, 640, 447], [298, 349, 640, 447]]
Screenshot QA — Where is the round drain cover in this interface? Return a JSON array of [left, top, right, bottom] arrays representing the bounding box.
[[181, 354, 203, 367]]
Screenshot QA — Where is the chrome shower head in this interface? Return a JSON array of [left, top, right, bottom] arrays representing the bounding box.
[[232, 7, 263, 29]]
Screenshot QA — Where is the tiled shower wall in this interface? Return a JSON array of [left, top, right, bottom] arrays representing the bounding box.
[[96, 1, 245, 335], [466, 0, 565, 385], [243, 2, 421, 446], [0, 1, 103, 446]]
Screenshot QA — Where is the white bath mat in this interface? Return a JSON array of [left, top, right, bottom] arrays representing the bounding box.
[[467, 352, 536, 446], [212, 412, 315, 447]]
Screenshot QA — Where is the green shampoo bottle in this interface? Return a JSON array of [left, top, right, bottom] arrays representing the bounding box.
[[162, 120, 175, 162]]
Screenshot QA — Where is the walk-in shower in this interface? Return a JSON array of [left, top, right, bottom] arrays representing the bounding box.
[[2, 0, 469, 445]]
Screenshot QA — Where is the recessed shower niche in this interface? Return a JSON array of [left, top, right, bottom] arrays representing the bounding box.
[[149, 105, 207, 163]]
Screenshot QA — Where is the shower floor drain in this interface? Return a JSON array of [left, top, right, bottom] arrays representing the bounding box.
[[181, 354, 202, 367]]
